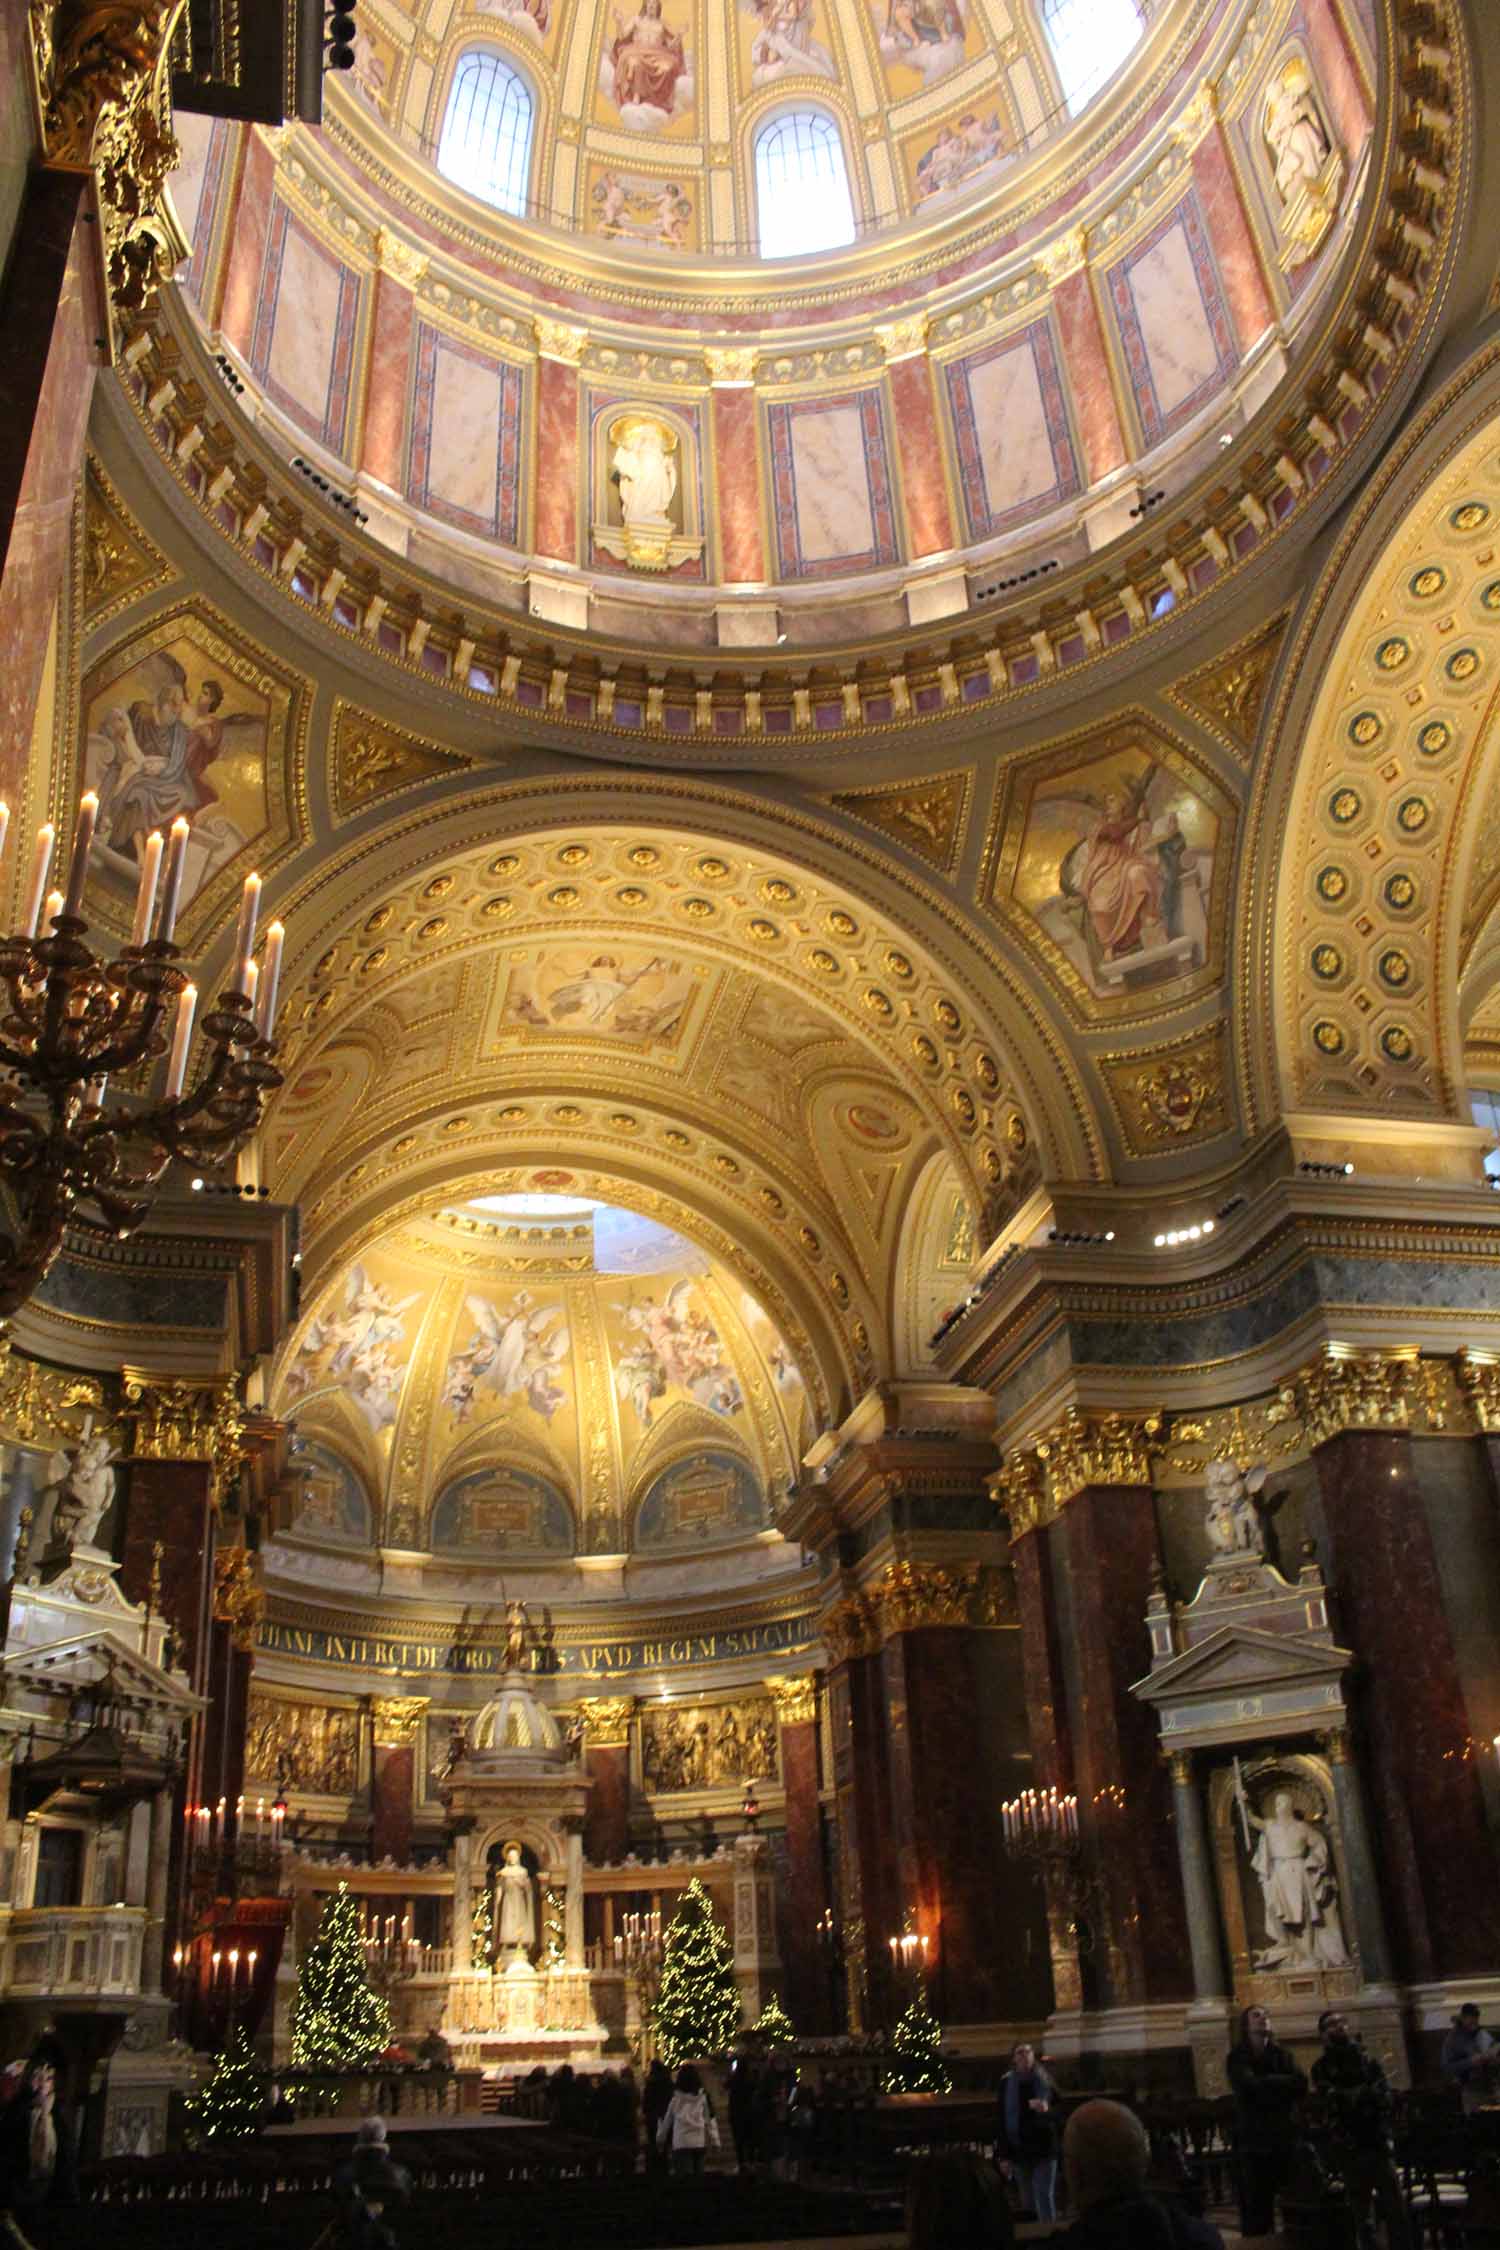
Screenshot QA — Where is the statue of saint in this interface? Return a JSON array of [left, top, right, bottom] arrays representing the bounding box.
[[609, 414, 679, 528], [1204, 1458, 1265, 1558], [1236, 1773, 1350, 1970], [504, 1598, 530, 1672], [1263, 60, 1331, 203], [40, 1417, 116, 1559], [495, 1842, 535, 1958]]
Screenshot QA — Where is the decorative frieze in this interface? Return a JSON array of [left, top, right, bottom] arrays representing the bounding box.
[[574, 1695, 635, 1747]]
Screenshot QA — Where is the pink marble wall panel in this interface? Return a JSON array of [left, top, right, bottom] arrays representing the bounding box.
[[250, 201, 362, 455], [712, 383, 765, 583], [945, 315, 1080, 541], [533, 356, 579, 563], [407, 324, 524, 543], [360, 271, 414, 491], [887, 356, 954, 561], [218, 130, 274, 363], [181, 118, 237, 316], [1305, 0, 1373, 150], [766, 390, 899, 581], [1051, 268, 1127, 485], [1191, 125, 1275, 353], [168, 111, 216, 251], [0, 172, 100, 807], [1105, 192, 1238, 449]]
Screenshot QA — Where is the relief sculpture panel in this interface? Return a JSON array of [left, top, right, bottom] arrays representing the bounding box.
[[245, 1691, 360, 1794], [641, 1695, 779, 1791]]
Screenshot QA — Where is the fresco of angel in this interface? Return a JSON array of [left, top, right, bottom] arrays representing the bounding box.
[[878, 0, 966, 87], [444, 1292, 571, 1423], [748, 0, 835, 84], [613, 1282, 744, 1426], [284, 1264, 420, 1433]]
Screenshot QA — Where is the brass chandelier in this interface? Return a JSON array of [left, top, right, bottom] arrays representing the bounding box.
[[0, 793, 284, 1319]]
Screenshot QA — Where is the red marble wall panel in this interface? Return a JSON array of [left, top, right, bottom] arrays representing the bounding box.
[[361, 271, 415, 491], [534, 355, 580, 563], [120, 1457, 216, 1696], [1063, 1486, 1192, 2007], [1305, 0, 1373, 154], [584, 1743, 630, 1864], [778, 1716, 832, 2030], [218, 131, 275, 364], [712, 382, 765, 583], [1013, 1527, 1071, 1789], [1191, 126, 1275, 352], [1051, 267, 1128, 486], [372, 1743, 415, 1866], [830, 1651, 897, 2028], [886, 355, 955, 560], [0, 169, 99, 806], [1313, 1429, 1500, 1980]]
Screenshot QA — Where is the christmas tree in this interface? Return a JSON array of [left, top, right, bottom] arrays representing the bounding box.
[[292, 1882, 392, 2067], [750, 1993, 796, 2046], [185, 2023, 266, 2144], [882, 1997, 951, 2093], [653, 1877, 741, 2064]]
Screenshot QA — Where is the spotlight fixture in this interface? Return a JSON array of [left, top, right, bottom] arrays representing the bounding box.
[[1298, 1160, 1355, 1178], [1152, 1219, 1217, 1250]]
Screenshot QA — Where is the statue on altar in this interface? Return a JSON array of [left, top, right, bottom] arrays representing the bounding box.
[[496, 1842, 536, 1960], [37, 1416, 117, 1566], [1204, 1458, 1265, 1558], [504, 1598, 531, 1672], [1236, 1767, 1350, 1970]]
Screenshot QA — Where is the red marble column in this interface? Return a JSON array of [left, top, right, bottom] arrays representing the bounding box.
[[119, 1458, 216, 1698], [583, 1742, 631, 1863], [1012, 1523, 1079, 2012], [218, 129, 275, 364], [0, 167, 102, 801], [880, 1627, 1011, 2024], [372, 1743, 415, 1865], [1312, 1430, 1500, 1979], [711, 382, 765, 583], [1063, 1487, 1192, 2008], [777, 1706, 832, 2030], [1304, 0, 1372, 153], [534, 353, 581, 564], [1190, 123, 1275, 352], [826, 1651, 897, 2032], [360, 269, 415, 491], [1051, 267, 1128, 485], [886, 354, 955, 560]]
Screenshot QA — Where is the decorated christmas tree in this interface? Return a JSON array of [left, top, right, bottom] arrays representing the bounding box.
[[882, 1997, 951, 2093], [185, 2023, 266, 2144], [292, 1882, 392, 2067], [653, 1877, 741, 2064], [750, 1992, 796, 2046]]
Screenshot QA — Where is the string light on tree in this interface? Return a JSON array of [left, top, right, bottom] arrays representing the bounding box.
[[882, 1997, 952, 2094], [652, 1877, 741, 2065], [184, 2023, 266, 2144], [292, 1881, 391, 2067]]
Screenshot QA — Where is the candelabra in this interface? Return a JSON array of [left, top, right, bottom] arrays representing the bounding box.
[[0, 796, 284, 1318], [615, 1910, 665, 2062], [363, 1915, 423, 1991], [887, 1911, 931, 1995], [1000, 1785, 1119, 1957], [1000, 1786, 1080, 1860]]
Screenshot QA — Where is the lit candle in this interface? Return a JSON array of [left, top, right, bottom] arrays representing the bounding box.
[[256, 1796, 265, 1841], [255, 921, 284, 1040], [42, 888, 63, 933], [228, 1947, 240, 1984], [248, 1949, 258, 1979], [83, 1075, 107, 1113], [173, 1944, 183, 1971], [242, 958, 258, 1010], [21, 823, 54, 938], [212, 1949, 222, 1984], [0, 801, 9, 869], [165, 982, 196, 1100], [129, 830, 163, 948], [61, 791, 98, 920], [231, 872, 261, 996], [156, 817, 190, 943]]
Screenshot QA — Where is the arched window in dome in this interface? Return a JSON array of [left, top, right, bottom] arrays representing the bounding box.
[[437, 49, 536, 217], [1041, 0, 1147, 117], [754, 108, 857, 258]]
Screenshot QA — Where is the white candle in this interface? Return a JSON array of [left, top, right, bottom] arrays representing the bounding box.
[[0, 801, 10, 869], [165, 982, 197, 1099], [255, 921, 284, 1040], [43, 888, 63, 933], [242, 958, 259, 1009], [21, 824, 54, 938], [62, 791, 98, 920], [231, 871, 261, 995], [129, 831, 163, 947], [83, 1075, 107, 1112], [156, 817, 190, 943]]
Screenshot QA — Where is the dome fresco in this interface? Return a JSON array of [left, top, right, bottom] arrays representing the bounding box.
[[271, 1196, 810, 1569]]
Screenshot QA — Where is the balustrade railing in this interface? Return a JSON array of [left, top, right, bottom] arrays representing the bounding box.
[[1, 1905, 146, 1999]]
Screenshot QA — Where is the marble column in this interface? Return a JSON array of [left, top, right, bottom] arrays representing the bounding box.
[[1063, 1485, 1192, 2008], [884, 349, 955, 560], [1008, 1516, 1079, 2012], [1186, 107, 1275, 353], [578, 1697, 633, 1864], [769, 1679, 830, 2030], [0, 166, 102, 802], [141, 1787, 174, 1994], [1047, 256, 1129, 484], [534, 328, 584, 565], [1312, 1424, 1500, 1978], [359, 264, 417, 495], [451, 1828, 474, 1973], [1323, 1725, 1394, 1985], [1168, 1753, 1228, 2000], [371, 1745, 415, 1865], [823, 1649, 892, 2033], [564, 1824, 585, 1968], [711, 379, 765, 583]]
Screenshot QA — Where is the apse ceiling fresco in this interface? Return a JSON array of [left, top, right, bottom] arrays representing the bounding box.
[[270, 1192, 811, 1566]]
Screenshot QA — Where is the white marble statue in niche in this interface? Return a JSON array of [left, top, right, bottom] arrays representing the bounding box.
[[1204, 1458, 1266, 1558], [1235, 1764, 1350, 1971], [1261, 53, 1343, 267], [495, 1841, 536, 1960], [38, 1417, 117, 1562]]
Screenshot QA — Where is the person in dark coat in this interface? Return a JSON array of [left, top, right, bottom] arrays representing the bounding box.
[[0, 2037, 79, 2245], [1310, 2008, 1412, 2250], [1227, 2004, 1307, 2238], [908, 2148, 1016, 2250], [643, 2058, 674, 2174], [323, 2117, 410, 2250], [1054, 2101, 1224, 2250], [997, 2040, 1060, 2221], [728, 2052, 762, 2172]]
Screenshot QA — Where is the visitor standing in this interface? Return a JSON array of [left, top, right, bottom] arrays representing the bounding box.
[[657, 2064, 719, 2175], [1054, 2101, 1224, 2250], [0, 2037, 78, 2250], [1441, 2004, 1498, 2113], [997, 2040, 1059, 2221], [644, 2058, 674, 2172], [1310, 2010, 1412, 2250], [1227, 2005, 1307, 2239]]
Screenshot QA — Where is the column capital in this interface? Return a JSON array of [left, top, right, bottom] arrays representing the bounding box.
[[1172, 78, 1219, 150], [0, 1337, 105, 1450], [1167, 1750, 1195, 1787], [575, 1694, 634, 1746], [705, 344, 757, 386], [820, 1557, 1012, 1662], [1035, 224, 1089, 288], [764, 1674, 817, 1726], [874, 314, 929, 364], [995, 1406, 1164, 1539], [374, 227, 428, 290], [211, 1544, 263, 1653], [535, 316, 588, 366], [1319, 1724, 1354, 1766], [370, 1695, 428, 1746], [121, 1370, 249, 1506], [1297, 1346, 1419, 1445], [1456, 1351, 1500, 1432]]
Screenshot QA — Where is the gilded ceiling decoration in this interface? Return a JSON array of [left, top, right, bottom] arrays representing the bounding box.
[[825, 769, 971, 875], [1163, 611, 1289, 765], [82, 456, 175, 631], [1100, 1023, 1233, 1159], [330, 700, 478, 814]]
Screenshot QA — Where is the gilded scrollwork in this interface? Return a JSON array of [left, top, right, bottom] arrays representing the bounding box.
[[0, 1340, 104, 1452], [211, 1543, 263, 1652], [122, 1373, 248, 1506]]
